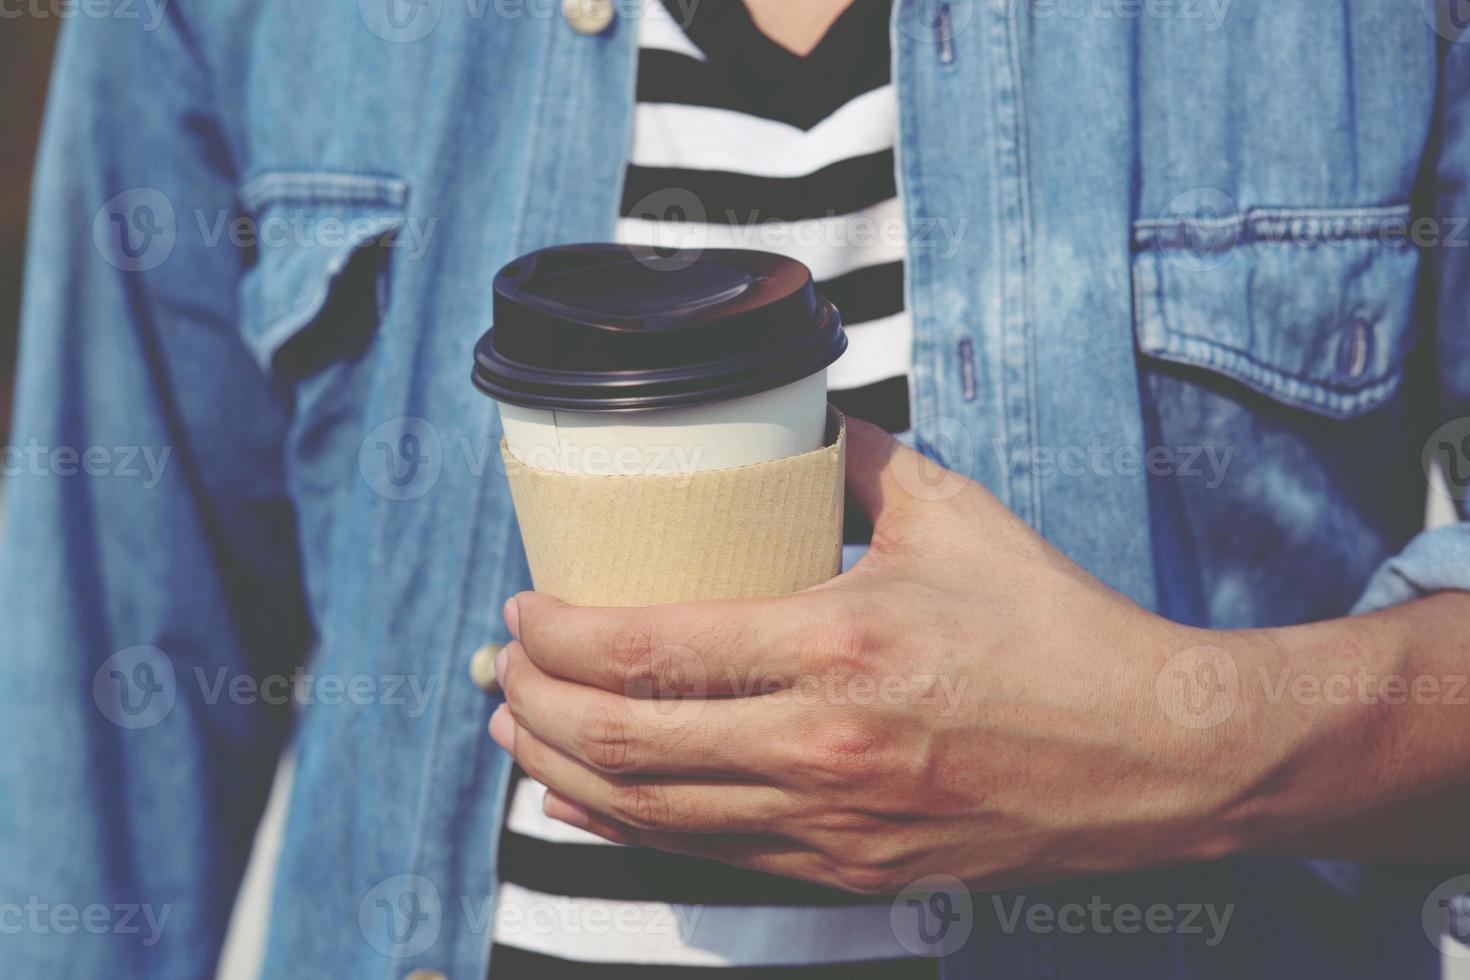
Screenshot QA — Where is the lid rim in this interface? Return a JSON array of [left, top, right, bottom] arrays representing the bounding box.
[[472, 322, 846, 412], [470, 354, 842, 413]]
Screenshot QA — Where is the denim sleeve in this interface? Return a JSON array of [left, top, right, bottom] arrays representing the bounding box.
[[0, 8, 309, 977], [1354, 39, 1470, 616]]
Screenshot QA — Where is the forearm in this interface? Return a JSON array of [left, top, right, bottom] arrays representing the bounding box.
[[1203, 591, 1470, 861]]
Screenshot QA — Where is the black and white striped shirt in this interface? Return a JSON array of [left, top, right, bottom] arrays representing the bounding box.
[[617, 0, 912, 434], [489, 3, 930, 976]]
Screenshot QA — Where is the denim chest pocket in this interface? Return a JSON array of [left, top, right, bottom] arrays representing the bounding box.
[[237, 171, 409, 376], [1131, 205, 1422, 420], [235, 171, 414, 586]]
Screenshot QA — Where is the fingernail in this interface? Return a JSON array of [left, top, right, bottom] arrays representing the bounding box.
[[495, 643, 510, 688], [488, 704, 516, 752], [543, 791, 590, 828], [503, 596, 521, 638]]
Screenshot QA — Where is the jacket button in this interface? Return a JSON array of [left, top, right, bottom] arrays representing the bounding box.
[[403, 972, 447, 980], [469, 643, 504, 693], [563, 0, 615, 34]]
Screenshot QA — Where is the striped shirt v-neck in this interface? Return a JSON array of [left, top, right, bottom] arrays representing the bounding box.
[[488, 6, 932, 976], [617, 0, 912, 434]]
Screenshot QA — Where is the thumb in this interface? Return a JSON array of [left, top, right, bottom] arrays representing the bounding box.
[[842, 415, 973, 530]]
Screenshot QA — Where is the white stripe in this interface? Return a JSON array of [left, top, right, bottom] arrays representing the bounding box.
[[630, 86, 897, 177], [507, 776, 618, 847], [828, 311, 914, 391], [637, 1, 707, 61], [616, 198, 908, 283], [491, 882, 914, 967]]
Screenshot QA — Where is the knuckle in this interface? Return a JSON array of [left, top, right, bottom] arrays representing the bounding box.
[[579, 706, 639, 775], [607, 618, 659, 691], [809, 721, 884, 785], [610, 615, 701, 700], [617, 781, 676, 830], [807, 601, 882, 675], [811, 807, 886, 837], [826, 838, 910, 896], [832, 862, 894, 897]]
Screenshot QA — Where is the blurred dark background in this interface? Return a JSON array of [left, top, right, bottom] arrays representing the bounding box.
[[1, 16, 62, 439]]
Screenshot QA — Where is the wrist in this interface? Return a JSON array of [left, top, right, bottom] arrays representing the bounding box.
[[1087, 593, 1465, 870], [1179, 608, 1432, 860]]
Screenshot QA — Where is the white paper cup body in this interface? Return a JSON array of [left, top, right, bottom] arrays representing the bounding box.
[[498, 370, 828, 477]]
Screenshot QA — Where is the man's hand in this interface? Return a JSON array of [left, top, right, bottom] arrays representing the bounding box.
[[487, 419, 1470, 893], [488, 419, 1228, 893]]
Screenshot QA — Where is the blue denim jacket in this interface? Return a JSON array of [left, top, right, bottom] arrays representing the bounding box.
[[3, 1, 1468, 977]]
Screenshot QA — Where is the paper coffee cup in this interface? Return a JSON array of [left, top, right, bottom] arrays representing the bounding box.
[[472, 244, 849, 606]]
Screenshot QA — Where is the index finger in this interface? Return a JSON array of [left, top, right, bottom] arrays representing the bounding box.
[[508, 590, 843, 695]]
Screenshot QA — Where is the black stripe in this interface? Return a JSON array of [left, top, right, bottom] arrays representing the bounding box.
[[637, 50, 892, 130], [498, 831, 886, 907], [635, 50, 734, 115], [621, 153, 896, 225], [818, 262, 904, 326], [488, 945, 939, 980], [647, 0, 893, 132], [830, 376, 911, 435]]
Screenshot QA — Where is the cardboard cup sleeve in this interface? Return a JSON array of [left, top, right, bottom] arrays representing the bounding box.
[[502, 409, 846, 606]]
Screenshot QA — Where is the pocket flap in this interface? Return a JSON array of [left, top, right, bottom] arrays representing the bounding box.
[[1132, 206, 1420, 419], [238, 172, 409, 374]]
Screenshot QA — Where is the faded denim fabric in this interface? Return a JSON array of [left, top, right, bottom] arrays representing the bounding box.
[[1, 1, 1467, 978]]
